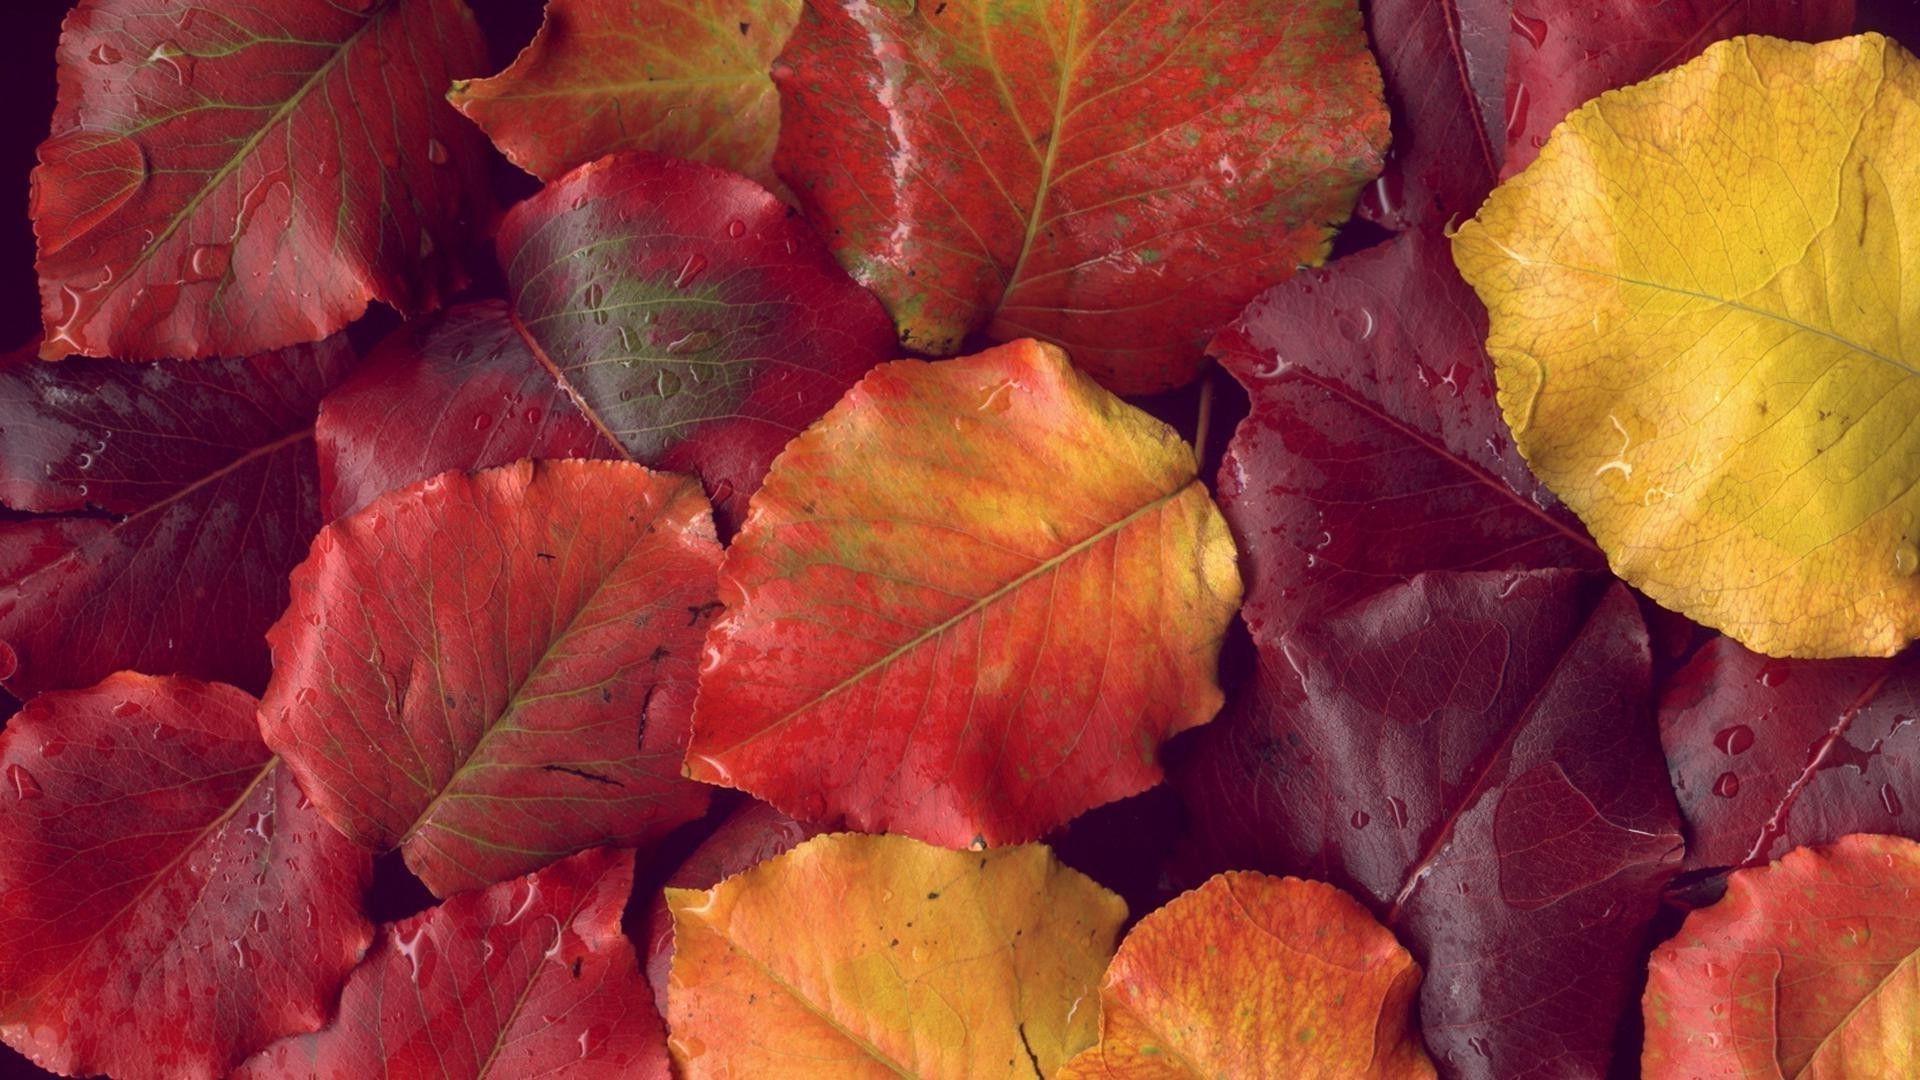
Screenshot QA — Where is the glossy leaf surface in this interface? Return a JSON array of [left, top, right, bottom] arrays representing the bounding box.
[[666, 833, 1124, 1078], [33, 0, 488, 360], [236, 847, 669, 1079], [450, 0, 800, 181], [0, 335, 355, 697], [1454, 33, 1920, 657], [0, 674, 371, 1080], [261, 460, 718, 896], [774, 0, 1389, 392], [1643, 833, 1920, 1078], [688, 340, 1242, 846], [1059, 872, 1435, 1080], [1176, 570, 1682, 1080], [1661, 638, 1920, 870], [1215, 226, 1601, 644]]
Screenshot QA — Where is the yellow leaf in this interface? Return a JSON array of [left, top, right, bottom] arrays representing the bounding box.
[[665, 833, 1125, 1078], [1058, 872, 1435, 1080], [1453, 33, 1920, 658]]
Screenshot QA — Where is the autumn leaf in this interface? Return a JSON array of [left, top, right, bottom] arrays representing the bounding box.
[[687, 339, 1241, 847], [1058, 872, 1435, 1080], [449, 0, 800, 181], [236, 847, 669, 1079], [1502, 0, 1855, 176], [666, 833, 1124, 1078], [32, 0, 488, 361], [1643, 833, 1920, 1077], [774, 0, 1389, 392], [1660, 638, 1920, 870], [1453, 33, 1920, 658], [1215, 226, 1602, 644], [0, 335, 356, 697], [1176, 570, 1682, 1080], [259, 460, 719, 896], [0, 674, 371, 1080]]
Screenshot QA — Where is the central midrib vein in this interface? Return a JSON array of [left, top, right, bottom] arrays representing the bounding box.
[[995, 4, 1080, 307]]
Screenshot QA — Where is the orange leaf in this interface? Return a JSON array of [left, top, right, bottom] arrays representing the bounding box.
[[1060, 872, 1434, 1080]]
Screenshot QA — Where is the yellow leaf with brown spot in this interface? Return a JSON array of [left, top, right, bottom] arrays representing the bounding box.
[[1453, 33, 1920, 658], [665, 833, 1125, 1078], [1058, 872, 1434, 1080]]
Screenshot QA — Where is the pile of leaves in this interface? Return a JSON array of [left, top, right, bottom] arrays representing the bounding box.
[[4, 0, 1920, 1077]]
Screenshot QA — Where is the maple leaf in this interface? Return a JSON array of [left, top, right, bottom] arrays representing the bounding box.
[[773, 0, 1389, 392], [0, 674, 371, 1080], [260, 460, 719, 896], [236, 847, 669, 1079], [32, 0, 489, 361], [0, 335, 356, 697], [1643, 833, 1920, 1077], [687, 339, 1242, 846], [450, 0, 801, 182], [1058, 872, 1435, 1080], [665, 833, 1124, 1077]]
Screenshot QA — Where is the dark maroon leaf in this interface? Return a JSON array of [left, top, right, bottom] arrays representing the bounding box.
[[1175, 570, 1681, 1080], [0, 335, 355, 697], [1213, 226, 1602, 644], [1661, 637, 1920, 871]]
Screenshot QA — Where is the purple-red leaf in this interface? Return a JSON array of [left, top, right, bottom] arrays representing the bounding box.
[[0, 674, 372, 1080], [1661, 637, 1920, 871], [236, 847, 669, 1080], [1176, 570, 1681, 1080], [32, 0, 489, 360], [260, 460, 718, 896], [0, 335, 356, 697], [1214, 227, 1602, 644]]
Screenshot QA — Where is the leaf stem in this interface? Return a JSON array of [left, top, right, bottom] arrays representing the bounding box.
[[1191, 368, 1215, 467]]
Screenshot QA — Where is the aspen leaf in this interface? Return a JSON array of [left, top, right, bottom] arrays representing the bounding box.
[[1454, 33, 1920, 658]]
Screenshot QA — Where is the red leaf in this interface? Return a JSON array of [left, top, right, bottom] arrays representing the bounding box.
[[316, 302, 617, 519], [773, 0, 1389, 393], [32, 0, 489, 361], [0, 336, 357, 697], [1359, 0, 1511, 229], [1176, 570, 1682, 1080], [235, 847, 669, 1080], [1214, 227, 1602, 644], [260, 460, 718, 896], [1501, 0, 1854, 176], [320, 153, 895, 527], [1660, 637, 1920, 871], [0, 674, 372, 1080]]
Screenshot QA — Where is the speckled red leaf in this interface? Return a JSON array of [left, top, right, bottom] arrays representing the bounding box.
[[31, 0, 489, 361], [1501, 0, 1853, 176], [315, 302, 616, 519], [0, 674, 372, 1080], [687, 340, 1242, 847], [638, 800, 821, 1017], [0, 335, 355, 697], [1214, 227, 1602, 644], [259, 460, 718, 896], [235, 847, 669, 1080], [1661, 637, 1920, 871], [774, 0, 1389, 393], [1357, 0, 1510, 229], [1175, 570, 1682, 1080]]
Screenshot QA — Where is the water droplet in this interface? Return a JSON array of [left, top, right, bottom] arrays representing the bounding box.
[[1349, 810, 1370, 829], [1895, 543, 1919, 576], [523, 406, 543, 425], [1385, 796, 1409, 829], [1337, 307, 1377, 343], [8, 764, 42, 801], [1713, 725, 1754, 756], [426, 138, 449, 166], [88, 42, 123, 65], [1883, 783, 1904, 817], [726, 219, 746, 238], [655, 369, 684, 398], [1510, 10, 1549, 49], [472, 413, 493, 432], [1713, 772, 1741, 798], [111, 699, 143, 718], [1757, 662, 1793, 689], [1505, 82, 1532, 143], [665, 329, 717, 355], [673, 253, 708, 288], [186, 243, 230, 282], [147, 41, 192, 84]]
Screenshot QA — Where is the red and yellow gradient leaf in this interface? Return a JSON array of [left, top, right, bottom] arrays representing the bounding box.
[[687, 339, 1241, 846], [236, 847, 669, 1079], [0, 674, 372, 1080], [260, 460, 718, 896], [666, 833, 1124, 1078], [32, 0, 489, 361], [1644, 834, 1920, 1077], [1059, 872, 1434, 1080], [450, 0, 800, 181], [774, 0, 1388, 392]]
